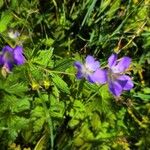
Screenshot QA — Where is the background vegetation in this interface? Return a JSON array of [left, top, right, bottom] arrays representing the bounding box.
[[0, 0, 150, 149]]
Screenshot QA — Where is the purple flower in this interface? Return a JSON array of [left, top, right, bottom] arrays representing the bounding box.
[[0, 45, 25, 72], [74, 55, 106, 83], [95, 54, 134, 96]]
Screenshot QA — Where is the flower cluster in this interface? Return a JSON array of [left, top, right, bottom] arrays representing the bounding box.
[[74, 54, 134, 96], [0, 45, 25, 73]]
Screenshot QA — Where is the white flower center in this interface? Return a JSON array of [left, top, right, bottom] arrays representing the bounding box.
[[107, 68, 121, 82], [82, 65, 94, 76]]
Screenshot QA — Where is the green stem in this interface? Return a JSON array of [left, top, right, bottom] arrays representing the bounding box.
[[38, 66, 75, 76], [86, 85, 103, 103], [37, 90, 54, 150], [45, 69, 75, 76]]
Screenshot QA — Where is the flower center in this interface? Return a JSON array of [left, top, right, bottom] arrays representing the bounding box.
[[82, 65, 94, 76], [107, 68, 121, 82], [3, 52, 14, 62]]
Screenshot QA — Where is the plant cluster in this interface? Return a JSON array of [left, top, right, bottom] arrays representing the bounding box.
[[0, 0, 150, 150]]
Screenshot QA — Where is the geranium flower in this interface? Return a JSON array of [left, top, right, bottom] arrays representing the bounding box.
[[0, 45, 25, 72], [74, 55, 107, 83], [96, 54, 134, 96]]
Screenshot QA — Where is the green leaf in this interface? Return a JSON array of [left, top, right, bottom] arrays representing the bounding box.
[[81, 0, 97, 28], [133, 93, 150, 101], [68, 100, 86, 129], [4, 83, 28, 96], [5, 116, 29, 142], [84, 81, 99, 91], [33, 48, 54, 67], [49, 98, 65, 119], [42, 38, 54, 46], [100, 0, 111, 14], [69, 100, 85, 119], [51, 74, 70, 94], [143, 87, 150, 94], [0, 0, 4, 8], [106, 0, 121, 20], [54, 58, 74, 72], [34, 134, 48, 150], [13, 98, 30, 113], [0, 11, 13, 33], [68, 119, 80, 129], [91, 113, 101, 132], [31, 106, 46, 132], [99, 85, 112, 113], [10, 0, 19, 8]]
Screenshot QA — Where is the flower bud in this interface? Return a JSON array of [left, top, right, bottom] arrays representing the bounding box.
[[31, 81, 40, 91], [43, 80, 50, 89]]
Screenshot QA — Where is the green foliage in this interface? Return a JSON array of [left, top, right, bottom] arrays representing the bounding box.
[[51, 74, 70, 94], [0, 79, 30, 146], [0, 0, 4, 8], [31, 106, 46, 132], [0, 11, 13, 33], [34, 134, 48, 150], [32, 48, 54, 68], [106, 0, 121, 20], [0, 0, 150, 149]]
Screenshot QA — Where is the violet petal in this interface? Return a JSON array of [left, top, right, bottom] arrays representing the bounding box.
[[112, 56, 131, 73], [0, 55, 3, 65], [2, 46, 13, 53], [3, 62, 13, 71], [74, 61, 83, 70], [85, 55, 100, 71], [76, 70, 84, 79], [90, 69, 107, 84], [87, 74, 95, 83], [14, 46, 25, 65], [117, 75, 134, 90], [109, 80, 123, 96], [108, 53, 117, 67]]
